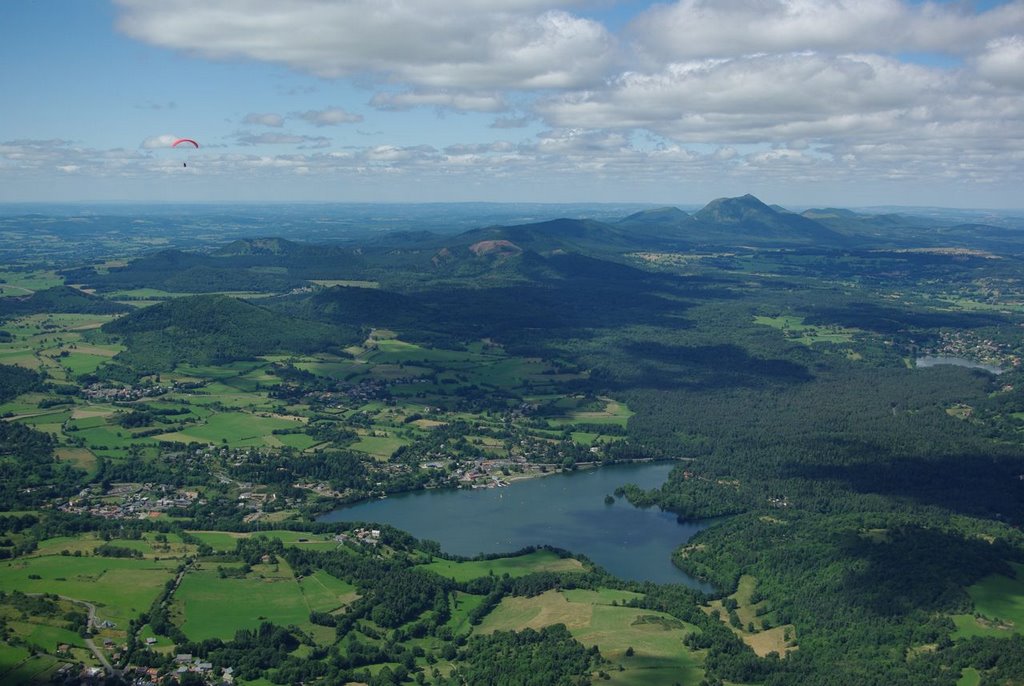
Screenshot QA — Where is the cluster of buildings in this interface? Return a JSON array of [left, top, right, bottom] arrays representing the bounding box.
[[335, 527, 381, 546], [924, 330, 1021, 369], [118, 657, 233, 685], [58, 483, 200, 520], [79, 383, 171, 402]]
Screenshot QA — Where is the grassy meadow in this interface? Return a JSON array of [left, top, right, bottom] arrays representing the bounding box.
[[951, 563, 1024, 639], [478, 588, 704, 685], [171, 558, 356, 642], [422, 550, 585, 582]]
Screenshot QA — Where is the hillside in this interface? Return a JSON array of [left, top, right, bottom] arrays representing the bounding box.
[[62, 241, 369, 294], [0, 285, 130, 318], [616, 207, 698, 245], [446, 217, 636, 255], [103, 294, 358, 369], [691, 194, 847, 245]]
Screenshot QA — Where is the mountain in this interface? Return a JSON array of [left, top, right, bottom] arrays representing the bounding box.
[[616, 207, 699, 245], [446, 218, 635, 255], [801, 207, 862, 221], [619, 207, 693, 226], [691, 194, 847, 245], [798, 207, 1019, 250], [214, 237, 303, 256]]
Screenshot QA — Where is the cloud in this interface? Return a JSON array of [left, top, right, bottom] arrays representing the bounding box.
[[365, 144, 440, 163], [443, 142, 517, 155], [235, 133, 333, 149], [293, 107, 364, 126], [3, 130, 1021, 206], [370, 91, 506, 112], [1, 139, 152, 177], [244, 112, 285, 127], [627, 0, 1024, 60], [140, 134, 182, 149], [974, 35, 1024, 88], [536, 53, 976, 143], [114, 0, 614, 95]]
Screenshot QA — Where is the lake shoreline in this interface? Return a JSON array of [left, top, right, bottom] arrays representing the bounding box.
[[319, 460, 712, 588]]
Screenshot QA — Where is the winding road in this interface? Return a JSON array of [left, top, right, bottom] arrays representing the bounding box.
[[29, 593, 119, 678]]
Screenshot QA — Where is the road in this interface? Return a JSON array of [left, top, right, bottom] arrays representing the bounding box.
[[29, 593, 120, 678]]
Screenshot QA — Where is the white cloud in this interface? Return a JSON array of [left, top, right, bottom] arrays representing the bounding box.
[[536, 53, 982, 144], [244, 112, 285, 127], [140, 134, 182, 149], [236, 132, 332, 148], [627, 0, 1024, 60], [115, 0, 614, 96], [370, 92, 506, 112], [365, 145, 439, 163], [3, 131, 1021, 206], [294, 107, 364, 126], [974, 35, 1024, 88], [444, 142, 517, 155]]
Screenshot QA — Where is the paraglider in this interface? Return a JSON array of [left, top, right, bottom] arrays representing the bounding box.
[[172, 138, 199, 167]]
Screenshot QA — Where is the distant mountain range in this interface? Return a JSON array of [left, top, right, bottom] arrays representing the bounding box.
[[44, 193, 1024, 303], [427, 193, 1021, 255]]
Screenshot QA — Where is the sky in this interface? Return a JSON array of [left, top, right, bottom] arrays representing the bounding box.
[[1, 0, 1022, 208]]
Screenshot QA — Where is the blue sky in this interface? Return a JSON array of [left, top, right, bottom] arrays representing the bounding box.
[[1, 0, 1022, 208]]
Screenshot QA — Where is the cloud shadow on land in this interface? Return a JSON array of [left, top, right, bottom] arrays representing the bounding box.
[[787, 451, 1024, 525], [618, 341, 814, 391]]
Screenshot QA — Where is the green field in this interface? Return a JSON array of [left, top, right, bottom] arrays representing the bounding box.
[[0, 270, 63, 293], [422, 550, 585, 582], [951, 563, 1024, 639], [478, 588, 704, 685], [705, 575, 797, 657], [957, 667, 981, 686], [0, 555, 178, 627], [188, 530, 347, 553], [446, 592, 486, 636], [349, 432, 409, 460], [154, 411, 303, 447], [0, 644, 33, 683], [546, 396, 633, 429], [299, 570, 359, 613], [0, 652, 65, 686], [173, 559, 318, 641], [754, 314, 859, 345], [363, 338, 492, 366], [28, 533, 186, 559], [6, 620, 84, 655]]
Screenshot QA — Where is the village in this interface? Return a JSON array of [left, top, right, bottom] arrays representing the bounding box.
[[919, 329, 1022, 370], [58, 483, 201, 520]]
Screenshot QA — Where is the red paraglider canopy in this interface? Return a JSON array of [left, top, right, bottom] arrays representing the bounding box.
[[171, 138, 199, 148]]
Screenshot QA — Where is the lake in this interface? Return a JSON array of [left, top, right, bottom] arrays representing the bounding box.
[[916, 355, 1003, 375], [319, 461, 712, 589]]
